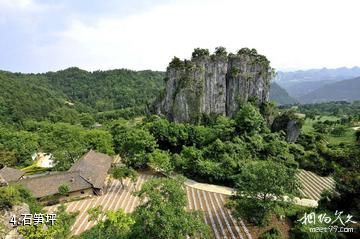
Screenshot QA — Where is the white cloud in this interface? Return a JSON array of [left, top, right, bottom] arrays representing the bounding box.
[[0, 0, 58, 27], [0, 0, 36, 9], [0, 0, 47, 17], [14, 0, 360, 71]]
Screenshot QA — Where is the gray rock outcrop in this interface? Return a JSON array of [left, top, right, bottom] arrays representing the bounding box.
[[155, 48, 273, 123], [286, 120, 301, 143], [271, 111, 303, 143], [1, 203, 29, 239]]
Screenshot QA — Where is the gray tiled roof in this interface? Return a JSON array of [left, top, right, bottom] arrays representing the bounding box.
[[0, 166, 25, 183], [15, 150, 112, 198], [18, 171, 92, 198], [69, 150, 112, 189]]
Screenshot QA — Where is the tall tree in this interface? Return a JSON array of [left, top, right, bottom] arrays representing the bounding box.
[[87, 205, 105, 239], [235, 102, 265, 135], [230, 160, 300, 225], [131, 178, 210, 239], [0, 145, 17, 167], [80, 209, 134, 239], [113, 127, 157, 168], [110, 166, 138, 188], [83, 130, 114, 155], [102, 209, 135, 238], [147, 149, 173, 174]]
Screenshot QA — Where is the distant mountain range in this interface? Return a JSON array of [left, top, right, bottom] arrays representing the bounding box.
[[300, 77, 360, 104], [275, 67, 360, 104], [276, 67, 360, 96]]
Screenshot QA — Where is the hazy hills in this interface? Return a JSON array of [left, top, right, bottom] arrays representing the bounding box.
[[276, 67, 360, 97], [300, 77, 360, 104]]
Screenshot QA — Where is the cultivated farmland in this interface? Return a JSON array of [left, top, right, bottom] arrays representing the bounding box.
[[46, 172, 252, 238], [297, 169, 335, 201], [46, 168, 334, 238]]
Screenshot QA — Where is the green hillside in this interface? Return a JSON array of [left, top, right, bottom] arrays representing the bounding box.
[[269, 82, 297, 105], [1, 68, 298, 122], [45, 67, 165, 111], [0, 71, 65, 122], [0, 68, 165, 122]]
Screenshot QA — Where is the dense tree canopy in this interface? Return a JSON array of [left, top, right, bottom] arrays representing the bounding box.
[[110, 166, 138, 187], [1, 64, 359, 238], [230, 161, 300, 225], [0, 68, 164, 124], [131, 178, 210, 239], [191, 48, 210, 59], [112, 125, 157, 169], [45, 68, 164, 111], [18, 205, 77, 239], [235, 102, 265, 134], [0, 121, 114, 170], [81, 207, 134, 239]]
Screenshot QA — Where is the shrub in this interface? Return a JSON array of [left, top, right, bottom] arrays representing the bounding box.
[[191, 48, 210, 59], [259, 228, 282, 239], [214, 46, 227, 56]]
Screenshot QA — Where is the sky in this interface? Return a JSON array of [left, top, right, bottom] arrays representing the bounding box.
[[0, 0, 359, 73]]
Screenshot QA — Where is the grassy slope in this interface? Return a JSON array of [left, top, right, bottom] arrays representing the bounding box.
[[302, 115, 356, 144]]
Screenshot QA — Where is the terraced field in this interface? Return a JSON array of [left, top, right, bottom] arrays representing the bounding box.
[[297, 169, 335, 201], [46, 167, 335, 238], [186, 186, 252, 239], [46, 173, 252, 238], [47, 173, 152, 236]]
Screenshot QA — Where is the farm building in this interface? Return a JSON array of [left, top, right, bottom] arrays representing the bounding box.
[[68, 150, 112, 195], [18, 171, 95, 200], [18, 150, 112, 201]]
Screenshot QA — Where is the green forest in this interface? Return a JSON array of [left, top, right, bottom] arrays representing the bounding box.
[[0, 64, 359, 239], [0, 68, 164, 123]]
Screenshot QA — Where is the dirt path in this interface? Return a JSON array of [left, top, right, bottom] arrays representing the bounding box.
[[184, 169, 335, 208]]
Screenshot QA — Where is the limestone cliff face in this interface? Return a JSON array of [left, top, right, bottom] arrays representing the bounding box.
[[226, 54, 271, 117], [157, 61, 206, 123], [155, 48, 273, 123]]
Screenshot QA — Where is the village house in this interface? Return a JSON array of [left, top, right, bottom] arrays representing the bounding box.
[[16, 150, 112, 202]]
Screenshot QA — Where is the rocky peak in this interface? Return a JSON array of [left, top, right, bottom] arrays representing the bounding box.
[[155, 47, 273, 123]]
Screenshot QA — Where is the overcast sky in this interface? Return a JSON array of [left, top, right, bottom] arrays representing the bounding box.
[[1, 0, 359, 73]]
